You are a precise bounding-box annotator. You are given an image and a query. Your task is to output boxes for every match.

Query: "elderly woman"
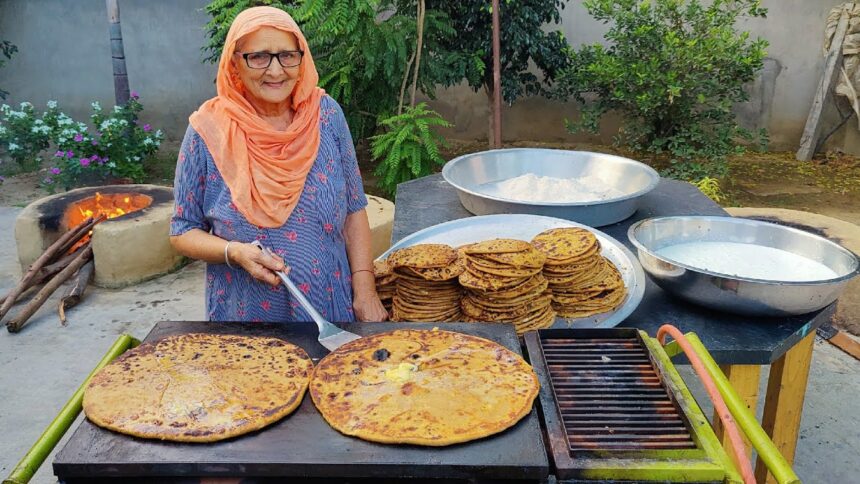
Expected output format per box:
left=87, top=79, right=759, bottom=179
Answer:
left=170, top=6, right=387, bottom=323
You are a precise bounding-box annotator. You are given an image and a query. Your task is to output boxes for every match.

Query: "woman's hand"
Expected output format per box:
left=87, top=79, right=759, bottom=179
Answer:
left=351, top=271, right=388, bottom=322
left=353, top=291, right=389, bottom=322
left=227, top=242, right=288, bottom=286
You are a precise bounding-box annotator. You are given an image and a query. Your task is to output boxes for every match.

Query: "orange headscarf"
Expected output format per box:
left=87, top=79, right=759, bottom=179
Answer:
left=189, top=6, right=325, bottom=227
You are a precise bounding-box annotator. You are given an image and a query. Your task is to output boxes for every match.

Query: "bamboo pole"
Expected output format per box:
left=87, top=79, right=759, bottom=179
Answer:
left=7, top=246, right=93, bottom=333
left=3, top=334, right=140, bottom=484
left=681, top=333, right=801, bottom=484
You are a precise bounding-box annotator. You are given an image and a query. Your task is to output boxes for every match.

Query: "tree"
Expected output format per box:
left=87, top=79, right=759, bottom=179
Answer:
left=106, top=0, right=131, bottom=106
left=424, top=0, right=571, bottom=146
left=556, top=0, right=768, bottom=181
left=202, top=0, right=298, bottom=65
left=0, top=40, right=18, bottom=100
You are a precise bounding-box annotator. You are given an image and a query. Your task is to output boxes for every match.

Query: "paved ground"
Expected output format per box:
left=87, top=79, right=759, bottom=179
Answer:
left=0, top=205, right=858, bottom=483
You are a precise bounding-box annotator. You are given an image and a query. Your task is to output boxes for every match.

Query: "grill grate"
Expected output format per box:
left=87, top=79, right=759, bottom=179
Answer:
left=540, top=335, right=697, bottom=453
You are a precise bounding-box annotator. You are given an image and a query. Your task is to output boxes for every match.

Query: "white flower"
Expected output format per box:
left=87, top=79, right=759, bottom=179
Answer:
left=107, top=161, right=116, bottom=168
left=34, top=119, right=43, bottom=125
left=76, top=122, right=87, bottom=131
left=0, top=126, right=6, bottom=136
left=119, top=119, right=128, bottom=126
left=99, top=121, right=110, bottom=131
left=1, top=104, right=10, bottom=115
left=91, top=101, right=101, bottom=111
left=113, top=105, right=122, bottom=113
left=8, top=142, right=20, bottom=151
left=155, top=129, right=163, bottom=138
left=133, top=156, right=140, bottom=161
left=47, top=100, right=58, bottom=109
left=58, top=137, right=66, bottom=143
left=19, top=101, right=31, bottom=109
left=143, top=138, right=153, bottom=146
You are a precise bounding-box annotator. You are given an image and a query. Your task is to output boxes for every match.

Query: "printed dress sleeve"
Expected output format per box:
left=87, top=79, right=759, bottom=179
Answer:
left=331, top=98, right=369, bottom=214
left=169, top=125, right=210, bottom=236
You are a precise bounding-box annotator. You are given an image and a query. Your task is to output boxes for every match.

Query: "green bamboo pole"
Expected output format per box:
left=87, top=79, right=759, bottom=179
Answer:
left=4, top=334, right=140, bottom=484
left=675, top=333, right=801, bottom=484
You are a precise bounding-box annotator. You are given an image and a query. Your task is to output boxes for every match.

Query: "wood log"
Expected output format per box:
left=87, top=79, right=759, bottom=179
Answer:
left=59, top=260, right=94, bottom=325
left=7, top=246, right=93, bottom=333
left=797, top=9, right=850, bottom=161
left=0, top=216, right=103, bottom=322
left=0, top=243, right=89, bottom=307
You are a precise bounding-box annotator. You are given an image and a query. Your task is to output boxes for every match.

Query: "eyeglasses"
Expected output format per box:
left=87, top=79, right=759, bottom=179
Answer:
left=235, top=50, right=304, bottom=69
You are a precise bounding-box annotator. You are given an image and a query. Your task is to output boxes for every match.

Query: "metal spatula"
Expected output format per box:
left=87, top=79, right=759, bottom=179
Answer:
left=251, top=241, right=361, bottom=351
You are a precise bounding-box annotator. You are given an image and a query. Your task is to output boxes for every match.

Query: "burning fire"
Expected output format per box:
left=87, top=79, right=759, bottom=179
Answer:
left=65, top=192, right=153, bottom=251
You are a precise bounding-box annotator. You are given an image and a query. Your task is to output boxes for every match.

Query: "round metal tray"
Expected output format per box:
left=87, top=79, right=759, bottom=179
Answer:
left=441, top=148, right=660, bottom=227
left=379, top=214, right=645, bottom=329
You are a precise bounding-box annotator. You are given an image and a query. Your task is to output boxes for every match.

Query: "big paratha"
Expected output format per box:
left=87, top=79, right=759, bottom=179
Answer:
left=310, top=329, right=539, bottom=446
left=83, top=333, right=313, bottom=443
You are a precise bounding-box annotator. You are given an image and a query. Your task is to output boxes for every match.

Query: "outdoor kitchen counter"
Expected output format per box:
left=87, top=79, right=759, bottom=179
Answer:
left=393, top=173, right=832, bottom=482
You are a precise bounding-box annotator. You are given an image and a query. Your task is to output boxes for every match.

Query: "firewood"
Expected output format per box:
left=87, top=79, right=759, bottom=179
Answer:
left=0, top=243, right=89, bottom=307
left=0, top=215, right=104, bottom=322
left=59, top=260, right=94, bottom=325
left=7, top=246, right=93, bottom=333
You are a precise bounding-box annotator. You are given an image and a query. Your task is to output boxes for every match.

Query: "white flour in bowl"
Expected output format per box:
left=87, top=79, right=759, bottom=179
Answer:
left=479, top=173, right=625, bottom=203
left=656, top=241, right=839, bottom=281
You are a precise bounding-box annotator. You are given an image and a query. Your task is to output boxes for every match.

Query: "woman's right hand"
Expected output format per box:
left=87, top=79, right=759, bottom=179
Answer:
left=227, top=242, right=288, bottom=286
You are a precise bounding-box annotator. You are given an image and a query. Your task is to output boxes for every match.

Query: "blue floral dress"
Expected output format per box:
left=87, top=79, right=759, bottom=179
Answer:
left=170, top=96, right=368, bottom=323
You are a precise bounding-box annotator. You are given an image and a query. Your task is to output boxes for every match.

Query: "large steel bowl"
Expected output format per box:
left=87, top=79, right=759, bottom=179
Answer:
left=628, top=216, right=860, bottom=317
left=441, top=148, right=660, bottom=227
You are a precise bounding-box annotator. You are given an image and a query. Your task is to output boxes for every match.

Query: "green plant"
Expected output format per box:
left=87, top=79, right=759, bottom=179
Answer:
left=556, top=0, right=768, bottom=180
left=0, top=40, right=17, bottom=100
left=371, top=103, right=450, bottom=196
left=692, top=176, right=724, bottom=203
left=0, top=102, right=52, bottom=173
left=202, top=0, right=298, bottom=65
left=425, top=0, right=571, bottom=145
left=42, top=94, right=163, bottom=191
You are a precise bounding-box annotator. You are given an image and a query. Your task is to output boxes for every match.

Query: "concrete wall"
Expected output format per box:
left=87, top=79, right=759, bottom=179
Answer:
left=0, top=0, right=854, bottom=153
left=0, top=0, right=216, bottom=145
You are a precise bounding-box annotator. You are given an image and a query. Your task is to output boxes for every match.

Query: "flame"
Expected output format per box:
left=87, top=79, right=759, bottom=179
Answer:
left=65, top=192, right=153, bottom=252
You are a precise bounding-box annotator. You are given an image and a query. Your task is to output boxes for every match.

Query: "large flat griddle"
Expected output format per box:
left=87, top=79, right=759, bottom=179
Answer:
left=53, top=321, right=548, bottom=482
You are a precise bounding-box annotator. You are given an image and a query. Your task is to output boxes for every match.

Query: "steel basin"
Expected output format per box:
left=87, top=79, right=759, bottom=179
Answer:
left=441, top=148, right=660, bottom=227
left=628, top=216, right=860, bottom=317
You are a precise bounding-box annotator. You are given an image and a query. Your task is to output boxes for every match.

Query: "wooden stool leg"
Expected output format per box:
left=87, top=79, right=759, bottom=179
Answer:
left=713, top=364, right=761, bottom=464
left=755, top=332, right=815, bottom=484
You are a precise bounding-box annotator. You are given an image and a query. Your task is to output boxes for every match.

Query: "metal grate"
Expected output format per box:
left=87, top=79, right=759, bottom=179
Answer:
left=540, top=335, right=697, bottom=453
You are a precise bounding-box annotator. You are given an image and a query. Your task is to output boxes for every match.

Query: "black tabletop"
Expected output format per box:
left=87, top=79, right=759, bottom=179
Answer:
left=392, top=174, right=834, bottom=365
left=53, top=321, right=549, bottom=482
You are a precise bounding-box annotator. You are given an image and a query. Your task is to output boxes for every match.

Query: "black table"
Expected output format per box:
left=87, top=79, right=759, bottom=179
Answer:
left=392, top=173, right=831, bottom=481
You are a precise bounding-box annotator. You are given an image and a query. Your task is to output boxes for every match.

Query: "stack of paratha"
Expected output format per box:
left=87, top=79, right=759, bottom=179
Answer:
left=387, top=244, right=464, bottom=322
left=458, top=239, right=556, bottom=333
left=531, top=228, right=627, bottom=318
left=82, top=333, right=313, bottom=442
left=310, top=329, right=540, bottom=446
left=373, top=259, right=397, bottom=315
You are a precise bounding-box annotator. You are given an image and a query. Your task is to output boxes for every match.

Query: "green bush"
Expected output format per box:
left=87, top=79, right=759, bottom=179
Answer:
left=202, top=0, right=298, bottom=65
left=0, top=96, right=163, bottom=190
left=0, top=102, right=52, bottom=172
left=0, top=40, right=17, bottom=100
left=556, top=0, right=768, bottom=180
left=370, top=103, right=450, bottom=197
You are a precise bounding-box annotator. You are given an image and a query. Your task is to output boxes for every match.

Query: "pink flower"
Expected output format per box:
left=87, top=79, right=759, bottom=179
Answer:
left=54, top=150, right=64, bottom=157
left=79, top=158, right=90, bottom=167
left=73, top=133, right=83, bottom=142
left=50, top=167, right=61, bottom=175
left=316, top=173, right=328, bottom=183
left=299, top=282, right=310, bottom=294
left=261, top=300, right=271, bottom=311
left=91, top=140, right=98, bottom=146
left=323, top=223, right=333, bottom=233
left=130, top=91, right=139, bottom=99
left=286, top=231, right=297, bottom=242
left=143, top=124, right=152, bottom=132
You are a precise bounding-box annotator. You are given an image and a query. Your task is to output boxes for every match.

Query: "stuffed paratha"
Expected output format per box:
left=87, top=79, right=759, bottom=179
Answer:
left=83, top=333, right=313, bottom=443
left=310, top=329, right=539, bottom=446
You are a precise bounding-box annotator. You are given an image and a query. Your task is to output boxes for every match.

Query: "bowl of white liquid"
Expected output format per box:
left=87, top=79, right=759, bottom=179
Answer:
left=628, top=216, right=860, bottom=316
left=441, top=149, right=660, bottom=227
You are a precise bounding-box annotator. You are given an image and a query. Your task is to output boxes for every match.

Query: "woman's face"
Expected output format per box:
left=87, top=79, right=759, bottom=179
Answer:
left=233, top=27, right=301, bottom=110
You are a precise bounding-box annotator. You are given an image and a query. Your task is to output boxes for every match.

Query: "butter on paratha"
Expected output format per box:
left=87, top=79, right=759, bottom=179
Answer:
left=83, top=333, right=313, bottom=443
left=310, top=329, right=539, bottom=446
